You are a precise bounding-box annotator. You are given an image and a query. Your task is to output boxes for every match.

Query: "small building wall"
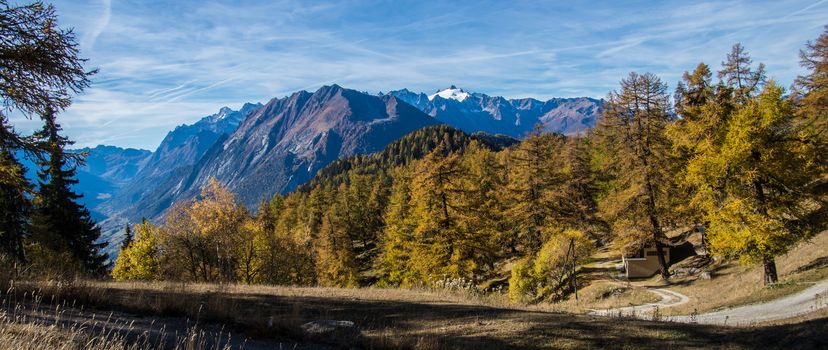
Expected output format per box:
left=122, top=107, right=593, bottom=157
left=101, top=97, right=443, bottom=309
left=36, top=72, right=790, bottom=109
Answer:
left=623, top=246, right=670, bottom=278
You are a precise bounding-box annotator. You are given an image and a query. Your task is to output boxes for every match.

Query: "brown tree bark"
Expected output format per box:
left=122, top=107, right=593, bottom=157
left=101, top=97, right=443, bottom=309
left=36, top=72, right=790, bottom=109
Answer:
left=763, top=255, right=779, bottom=285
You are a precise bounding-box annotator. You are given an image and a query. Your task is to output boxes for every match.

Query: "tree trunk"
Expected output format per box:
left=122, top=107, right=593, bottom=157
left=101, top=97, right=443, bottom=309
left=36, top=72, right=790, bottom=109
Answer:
left=652, top=236, right=671, bottom=281
left=763, top=255, right=778, bottom=285
left=636, top=131, right=670, bottom=282
left=644, top=175, right=670, bottom=281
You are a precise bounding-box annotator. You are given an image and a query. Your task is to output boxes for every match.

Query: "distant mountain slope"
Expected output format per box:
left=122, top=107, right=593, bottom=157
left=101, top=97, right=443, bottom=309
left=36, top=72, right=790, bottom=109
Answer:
left=140, top=103, right=262, bottom=179
left=101, top=103, right=262, bottom=218
left=388, top=86, right=602, bottom=137
left=121, top=85, right=440, bottom=220
left=18, top=146, right=151, bottom=221
left=72, top=146, right=152, bottom=219
left=76, top=145, right=152, bottom=184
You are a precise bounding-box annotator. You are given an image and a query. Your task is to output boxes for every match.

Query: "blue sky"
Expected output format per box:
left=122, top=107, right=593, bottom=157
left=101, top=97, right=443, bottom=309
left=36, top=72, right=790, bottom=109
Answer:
left=12, top=0, right=828, bottom=150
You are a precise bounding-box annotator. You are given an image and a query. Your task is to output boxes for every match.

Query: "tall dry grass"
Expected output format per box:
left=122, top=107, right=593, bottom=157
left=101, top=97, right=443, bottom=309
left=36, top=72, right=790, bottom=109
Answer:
left=0, top=280, right=241, bottom=349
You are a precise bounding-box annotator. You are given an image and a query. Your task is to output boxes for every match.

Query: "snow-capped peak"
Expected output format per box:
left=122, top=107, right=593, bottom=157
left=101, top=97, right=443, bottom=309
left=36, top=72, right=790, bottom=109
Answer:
left=217, top=106, right=234, bottom=118
left=428, top=85, right=470, bottom=102
left=203, top=106, right=233, bottom=122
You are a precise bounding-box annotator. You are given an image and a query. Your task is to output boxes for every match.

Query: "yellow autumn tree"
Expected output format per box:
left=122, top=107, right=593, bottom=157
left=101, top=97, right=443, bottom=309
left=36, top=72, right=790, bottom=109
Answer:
left=595, top=72, right=677, bottom=280
left=316, top=208, right=358, bottom=287
left=111, top=220, right=160, bottom=281
left=684, top=82, right=824, bottom=284
left=508, top=229, right=593, bottom=303
left=378, top=166, right=417, bottom=286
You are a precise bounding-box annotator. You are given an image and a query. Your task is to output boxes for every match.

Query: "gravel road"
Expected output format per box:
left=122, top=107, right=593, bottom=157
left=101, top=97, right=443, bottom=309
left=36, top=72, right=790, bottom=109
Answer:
left=590, top=280, right=828, bottom=326
left=589, top=287, right=689, bottom=318
left=666, top=280, right=828, bottom=325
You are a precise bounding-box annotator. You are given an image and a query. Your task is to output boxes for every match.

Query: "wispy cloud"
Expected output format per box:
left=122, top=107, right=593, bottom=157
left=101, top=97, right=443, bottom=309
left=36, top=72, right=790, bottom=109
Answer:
left=78, top=0, right=110, bottom=51
left=36, top=0, right=828, bottom=149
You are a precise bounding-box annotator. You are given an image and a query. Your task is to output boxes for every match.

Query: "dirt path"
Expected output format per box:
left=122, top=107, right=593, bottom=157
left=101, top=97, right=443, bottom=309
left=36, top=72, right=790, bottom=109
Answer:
left=666, top=280, right=828, bottom=325
left=589, top=287, right=689, bottom=318
left=591, top=280, right=828, bottom=326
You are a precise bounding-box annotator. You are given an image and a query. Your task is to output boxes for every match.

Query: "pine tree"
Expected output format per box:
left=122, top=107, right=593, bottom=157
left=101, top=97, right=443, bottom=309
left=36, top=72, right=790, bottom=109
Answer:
left=121, top=222, right=133, bottom=251
left=596, top=72, right=676, bottom=280
left=30, top=109, right=106, bottom=275
left=0, top=146, right=31, bottom=263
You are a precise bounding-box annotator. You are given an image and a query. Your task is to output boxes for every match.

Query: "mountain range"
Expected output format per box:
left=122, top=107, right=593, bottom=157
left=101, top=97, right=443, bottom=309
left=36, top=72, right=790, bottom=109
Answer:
left=387, top=86, right=602, bottom=137
left=67, top=85, right=602, bottom=248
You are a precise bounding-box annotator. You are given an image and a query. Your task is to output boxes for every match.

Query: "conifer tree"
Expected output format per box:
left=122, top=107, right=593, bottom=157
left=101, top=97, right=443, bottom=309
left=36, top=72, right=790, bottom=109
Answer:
left=667, top=63, right=719, bottom=246
left=505, top=130, right=566, bottom=253
left=121, top=222, right=133, bottom=251
left=684, top=82, right=823, bottom=285
left=407, top=146, right=468, bottom=280
left=275, top=192, right=317, bottom=285
left=793, top=25, right=828, bottom=175
left=336, top=174, right=381, bottom=274
left=596, top=72, right=675, bottom=280
left=719, top=43, right=766, bottom=103
left=671, top=43, right=824, bottom=285
left=0, top=1, right=94, bottom=155
left=378, top=167, right=417, bottom=286
left=252, top=195, right=288, bottom=284
left=0, top=146, right=31, bottom=262
left=30, top=109, right=106, bottom=275
left=316, top=208, right=358, bottom=286
left=559, top=137, right=602, bottom=238
left=456, top=142, right=506, bottom=272
left=675, top=63, right=715, bottom=120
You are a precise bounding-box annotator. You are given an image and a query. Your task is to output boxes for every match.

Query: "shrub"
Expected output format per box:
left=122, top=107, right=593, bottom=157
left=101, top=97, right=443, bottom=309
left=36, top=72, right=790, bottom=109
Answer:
left=509, top=229, right=595, bottom=303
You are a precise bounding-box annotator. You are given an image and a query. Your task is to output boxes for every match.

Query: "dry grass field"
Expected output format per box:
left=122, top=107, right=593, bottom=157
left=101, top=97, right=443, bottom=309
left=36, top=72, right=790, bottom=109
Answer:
left=1, top=278, right=826, bottom=350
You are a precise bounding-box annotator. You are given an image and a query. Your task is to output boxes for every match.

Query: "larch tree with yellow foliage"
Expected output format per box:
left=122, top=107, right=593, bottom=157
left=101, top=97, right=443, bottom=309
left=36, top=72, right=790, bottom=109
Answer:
left=505, top=130, right=567, bottom=254
left=684, top=82, right=824, bottom=284
left=378, top=167, right=417, bottom=286
left=675, top=43, right=825, bottom=285
left=111, top=220, right=160, bottom=281
left=407, top=145, right=468, bottom=281
left=596, top=72, right=676, bottom=281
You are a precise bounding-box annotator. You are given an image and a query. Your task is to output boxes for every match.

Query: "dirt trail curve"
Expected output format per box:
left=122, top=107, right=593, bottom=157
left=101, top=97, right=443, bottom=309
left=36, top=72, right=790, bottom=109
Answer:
left=590, top=280, right=828, bottom=326
left=668, top=280, right=828, bottom=325
left=589, top=287, right=689, bottom=318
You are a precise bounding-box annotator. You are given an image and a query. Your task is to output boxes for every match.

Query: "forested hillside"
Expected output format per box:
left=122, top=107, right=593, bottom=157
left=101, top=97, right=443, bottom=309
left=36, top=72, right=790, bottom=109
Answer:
left=112, top=35, right=828, bottom=302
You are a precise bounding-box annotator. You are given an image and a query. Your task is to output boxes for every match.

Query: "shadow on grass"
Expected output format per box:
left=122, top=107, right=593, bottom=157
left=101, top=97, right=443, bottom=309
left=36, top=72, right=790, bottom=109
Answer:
left=10, top=283, right=828, bottom=350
